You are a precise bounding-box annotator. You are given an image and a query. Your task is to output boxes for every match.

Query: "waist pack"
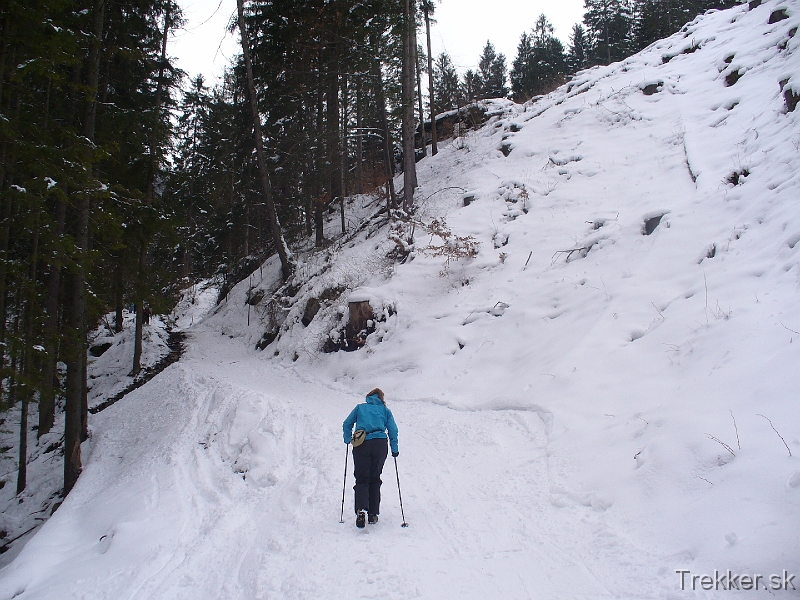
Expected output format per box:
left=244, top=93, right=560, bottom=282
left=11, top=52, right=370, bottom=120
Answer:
left=351, top=429, right=366, bottom=447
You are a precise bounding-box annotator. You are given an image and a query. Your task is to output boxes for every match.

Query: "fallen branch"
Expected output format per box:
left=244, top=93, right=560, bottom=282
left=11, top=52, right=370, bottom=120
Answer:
left=729, top=410, right=741, bottom=450
left=523, top=251, right=532, bottom=269
left=551, top=246, right=591, bottom=263
left=651, top=302, right=665, bottom=320
left=705, top=433, right=735, bottom=457
left=780, top=321, right=799, bottom=335
left=419, top=186, right=468, bottom=205
left=756, top=414, right=792, bottom=457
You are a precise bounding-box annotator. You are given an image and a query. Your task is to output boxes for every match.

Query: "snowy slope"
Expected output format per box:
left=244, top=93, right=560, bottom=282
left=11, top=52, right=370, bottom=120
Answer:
left=2, top=1, right=800, bottom=598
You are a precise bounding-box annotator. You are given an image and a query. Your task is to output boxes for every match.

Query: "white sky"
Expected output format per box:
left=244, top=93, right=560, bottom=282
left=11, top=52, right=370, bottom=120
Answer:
left=170, top=0, right=587, bottom=86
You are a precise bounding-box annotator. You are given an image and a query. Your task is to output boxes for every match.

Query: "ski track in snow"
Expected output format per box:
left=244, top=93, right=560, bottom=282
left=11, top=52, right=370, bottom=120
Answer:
left=3, top=1, right=800, bottom=598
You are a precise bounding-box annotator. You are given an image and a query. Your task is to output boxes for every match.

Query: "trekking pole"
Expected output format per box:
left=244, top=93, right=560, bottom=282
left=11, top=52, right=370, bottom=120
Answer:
left=393, top=456, right=409, bottom=527
left=339, top=444, right=349, bottom=523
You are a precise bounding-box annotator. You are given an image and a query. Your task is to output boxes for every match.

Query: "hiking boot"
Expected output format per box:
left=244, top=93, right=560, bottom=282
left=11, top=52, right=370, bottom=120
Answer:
left=356, top=510, right=366, bottom=528
left=368, top=514, right=379, bottom=524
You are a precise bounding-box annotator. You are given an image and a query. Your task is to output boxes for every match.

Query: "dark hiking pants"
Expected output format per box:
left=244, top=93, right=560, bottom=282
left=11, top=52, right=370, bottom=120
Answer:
left=352, top=437, right=388, bottom=515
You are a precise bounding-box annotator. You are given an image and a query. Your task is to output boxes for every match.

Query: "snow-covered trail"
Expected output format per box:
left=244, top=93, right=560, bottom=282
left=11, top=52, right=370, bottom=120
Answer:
left=0, top=329, right=661, bottom=599
left=136, top=336, right=660, bottom=598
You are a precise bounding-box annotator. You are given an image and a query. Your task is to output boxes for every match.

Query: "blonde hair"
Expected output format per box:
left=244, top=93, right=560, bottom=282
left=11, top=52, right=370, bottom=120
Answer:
left=367, top=388, right=385, bottom=404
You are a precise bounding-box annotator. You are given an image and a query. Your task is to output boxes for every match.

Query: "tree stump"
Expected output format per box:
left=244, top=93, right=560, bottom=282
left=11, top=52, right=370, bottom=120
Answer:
left=346, top=300, right=374, bottom=344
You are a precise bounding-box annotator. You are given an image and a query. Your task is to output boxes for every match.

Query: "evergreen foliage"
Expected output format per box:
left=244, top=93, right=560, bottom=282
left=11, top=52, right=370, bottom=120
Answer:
left=510, top=15, right=567, bottom=101
left=1, top=0, right=185, bottom=494
left=0, top=0, right=746, bottom=508
left=0, top=0, right=417, bottom=499
left=433, top=52, right=461, bottom=111
left=631, top=0, right=741, bottom=51
left=462, top=69, right=481, bottom=104
left=505, top=0, right=744, bottom=101
left=583, top=0, right=635, bottom=66
left=476, top=41, right=509, bottom=99
left=567, top=24, right=592, bottom=73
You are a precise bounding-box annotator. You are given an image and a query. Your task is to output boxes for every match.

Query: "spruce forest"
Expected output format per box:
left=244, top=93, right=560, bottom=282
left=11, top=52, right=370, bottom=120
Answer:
left=0, top=0, right=747, bottom=517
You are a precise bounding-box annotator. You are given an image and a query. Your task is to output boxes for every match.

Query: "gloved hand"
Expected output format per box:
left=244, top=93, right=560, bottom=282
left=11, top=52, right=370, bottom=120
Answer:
left=392, top=451, right=399, bottom=458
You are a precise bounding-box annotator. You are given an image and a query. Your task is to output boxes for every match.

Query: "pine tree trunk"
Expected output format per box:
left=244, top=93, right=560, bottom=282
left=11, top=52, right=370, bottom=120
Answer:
left=17, top=211, right=40, bottom=494
left=327, top=58, right=341, bottom=206
left=371, top=34, right=397, bottom=210
left=424, top=4, right=438, bottom=155
left=340, top=73, right=348, bottom=234
left=8, top=298, right=19, bottom=409
left=237, top=0, right=293, bottom=279
left=0, top=12, right=9, bottom=105
left=304, top=128, right=313, bottom=237
left=402, top=0, right=418, bottom=210
left=243, top=201, right=250, bottom=258
left=81, top=310, right=88, bottom=441
left=0, top=72, right=16, bottom=388
left=132, top=8, right=169, bottom=377
left=16, top=355, right=28, bottom=495
left=315, top=62, right=325, bottom=247
left=416, top=53, right=426, bottom=157
left=39, top=277, right=58, bottom=433
left=114, top=263, right=124, bottom=332
left=0, top=185, right=12, bottom=388
left=64, top=264, right=85, bottom=494
left=17, top=393, right=28, bottom=494
left=183, top=96, right=198, bottom=280
left=64, top=0, right=105, bottom=496
left=355, top=75, right=363, bottom=195
left=39, top=197, right=66, bottom=437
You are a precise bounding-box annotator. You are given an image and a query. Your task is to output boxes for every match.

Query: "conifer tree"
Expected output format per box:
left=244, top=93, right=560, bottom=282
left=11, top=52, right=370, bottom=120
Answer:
left=462, top=70, right=481, bottom=104
left=433, top=52, right=461, bottom=112
left=1, top=0, right=426, bottom=500
left=631, top=0, right=739, bottom=51
left=476, top=41, right=508, bottom=99
left=510, top=32, right=534, bottom=101
left=63, top=0, right=107, bottom=496
left=172, top=76, right=211, bottom=280
left=0, top=0, right=187, bottom=495
left=236, top=0, right=293, bottom=279
left=510, top=15, right=566, bottom=101
left=132, top=5, right=177, bottom=377
left=568, top=24, right=592, bottom=73
left=583, top=0, right=634, bottom=65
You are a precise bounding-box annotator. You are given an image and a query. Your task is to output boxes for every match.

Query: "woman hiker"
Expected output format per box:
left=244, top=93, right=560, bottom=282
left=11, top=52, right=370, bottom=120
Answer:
left=342, top=388, right=399, bottom=528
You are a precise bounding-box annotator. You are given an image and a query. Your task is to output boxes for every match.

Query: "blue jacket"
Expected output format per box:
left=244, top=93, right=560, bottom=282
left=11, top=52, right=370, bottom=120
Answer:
left=343, top=393, right=399, bottom=454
